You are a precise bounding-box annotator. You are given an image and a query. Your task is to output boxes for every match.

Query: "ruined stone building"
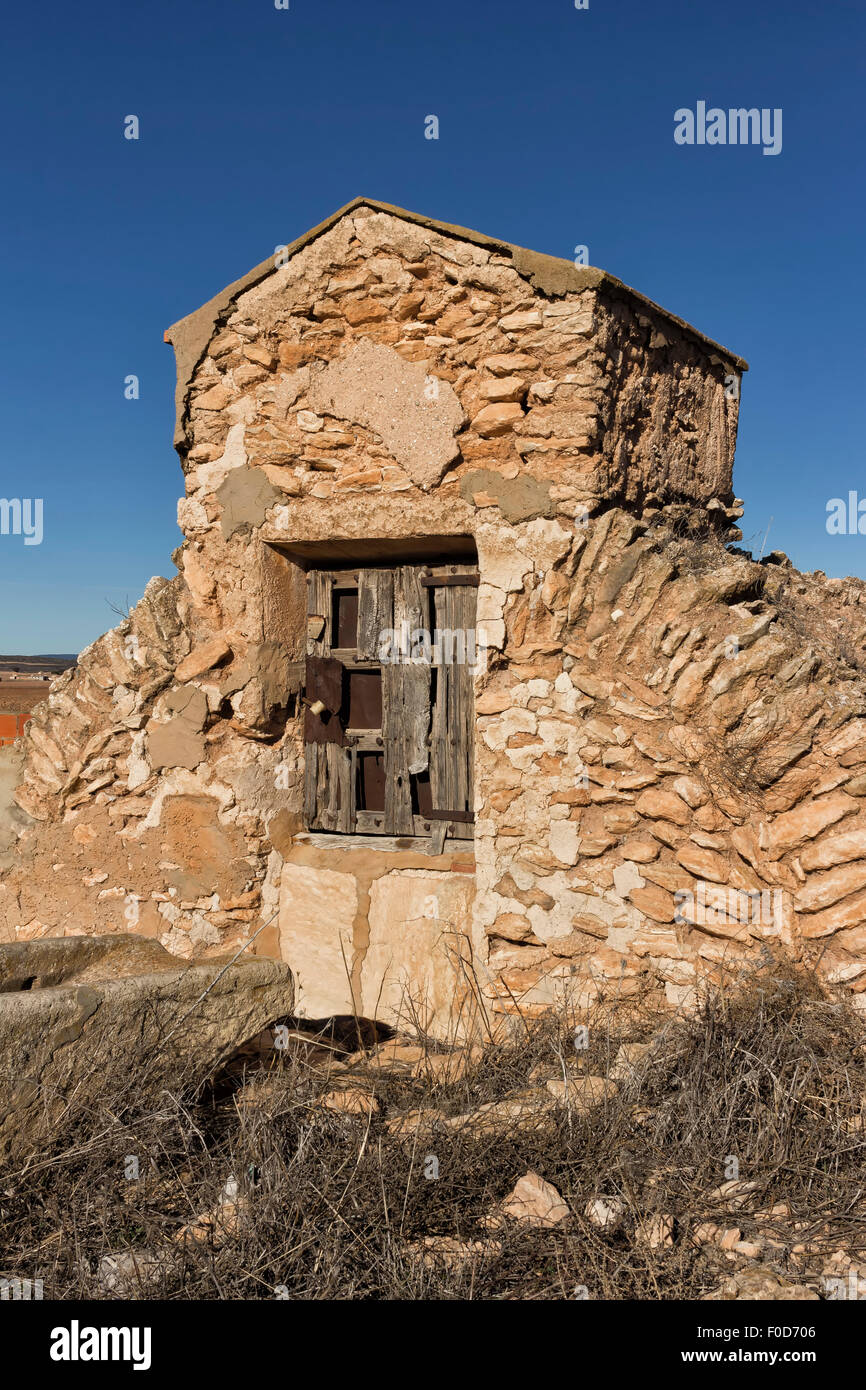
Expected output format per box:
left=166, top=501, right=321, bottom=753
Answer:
left=3, top=197, right=866, bottom=1038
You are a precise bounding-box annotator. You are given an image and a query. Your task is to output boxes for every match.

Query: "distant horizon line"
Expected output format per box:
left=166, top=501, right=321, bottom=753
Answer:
left=0, top=653, right=78, bottom=662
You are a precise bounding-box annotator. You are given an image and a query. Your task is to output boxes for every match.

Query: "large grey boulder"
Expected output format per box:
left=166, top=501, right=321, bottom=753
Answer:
left=0, top=934, right=293, bottom=1161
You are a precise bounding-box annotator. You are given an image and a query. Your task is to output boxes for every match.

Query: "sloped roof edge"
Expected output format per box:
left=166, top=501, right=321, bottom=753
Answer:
left=165, top=196, right=747, bottom=446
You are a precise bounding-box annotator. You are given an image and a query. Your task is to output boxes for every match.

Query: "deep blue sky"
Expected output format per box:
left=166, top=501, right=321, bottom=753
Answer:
left=2, top=0, right=864, bottom=652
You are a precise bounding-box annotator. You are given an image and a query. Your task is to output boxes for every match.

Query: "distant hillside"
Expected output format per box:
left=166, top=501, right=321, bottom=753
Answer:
left=0, top=655, right=77, bottom=674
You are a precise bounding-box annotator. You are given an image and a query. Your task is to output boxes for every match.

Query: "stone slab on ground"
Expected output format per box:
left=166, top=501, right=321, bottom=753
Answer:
left=0, top=934, right=294, bottom=1160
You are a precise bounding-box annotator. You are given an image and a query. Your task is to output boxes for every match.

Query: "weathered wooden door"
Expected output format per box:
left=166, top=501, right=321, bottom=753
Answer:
left=303, top=561, right=477, bottom=842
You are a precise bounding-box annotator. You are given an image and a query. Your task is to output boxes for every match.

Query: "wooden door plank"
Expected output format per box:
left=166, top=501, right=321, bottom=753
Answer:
left=395, top=565, right=431, bottom=777
left=383, top=661, right=414, bottom=835
left=451, top=583, right=475, bottom=838
left=306, top=570, right=333, bottom=656
left=304, top=743, right=320, bottom=826
left=429, top=584, right=452, bottom=827
left=357, top=568, right=394, bottom=660
left=428, top=581, right=476, bottom=839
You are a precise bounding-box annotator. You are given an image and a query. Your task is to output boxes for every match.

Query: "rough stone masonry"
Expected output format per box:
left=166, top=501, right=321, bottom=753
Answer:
left=3, top=196, right=866, bottom=1039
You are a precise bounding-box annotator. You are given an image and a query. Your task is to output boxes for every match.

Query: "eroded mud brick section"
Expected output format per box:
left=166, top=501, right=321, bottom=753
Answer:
left=4, top=197, right=866, bottom=1039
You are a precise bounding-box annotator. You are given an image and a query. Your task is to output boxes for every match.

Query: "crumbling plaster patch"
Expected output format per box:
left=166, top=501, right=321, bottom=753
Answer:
left=459, top=469, right=554, bottom=524
left=125, top=768, right=236, bottom=839
left=217, top=467, right=283, bottom=539
left=305, top=339, right=467, bottom=491
left=146, top=685, right=208, bottom=772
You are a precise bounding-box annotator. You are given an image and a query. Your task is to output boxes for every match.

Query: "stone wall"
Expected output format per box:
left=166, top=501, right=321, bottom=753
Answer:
left=3, top=199, right=866, bottom=1036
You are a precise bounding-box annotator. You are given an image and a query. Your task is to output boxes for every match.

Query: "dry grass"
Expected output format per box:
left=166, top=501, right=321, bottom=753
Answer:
left=2, top=958, right=865, bottom=1300
left=768, top=574, right=866, bottom=681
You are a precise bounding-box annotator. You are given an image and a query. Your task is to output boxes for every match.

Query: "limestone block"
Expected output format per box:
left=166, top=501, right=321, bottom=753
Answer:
left=676, top=844, right=730, bottom=883
left=476, top=586, right=506, bottom=623
left=174, top=635, right=232, bottom=684
left=500, top=1171, right=570, bottom=1227
left=794, top=861, right=866, bottom=914
left=471, top=402, right=524, bottom=437
left=359, top=872, right=477, bottom=1038
left=499, top=309, right=542, bottom=331
left=802, top=888, right=866, bottom=939
left=476, top=619, right=505, bottom=652
left=549, top=820, right=580, bottom=866
left=481, top=708, right=537, bottom=752
left=671, top=775, right=708, bottom=808
left=763, top=794, right=857, bottom=860
left=636, top=788, right=691, bottom=826
left=481, top=352, right=539, bottom=375
left=476, top=524, right=533, bottom=592
left=193, top=384, right=231, bottom=412
left=801, top=828, right=866, bottom=872
left=480, top=376, right=526, bottom=403
left=516, top=517, right=573, bottom=572
left=279, top=863, right=357, bottom=1017
left=0, top=935, right=293, bottom=1160
left=629, top=883, right=677, bottom=924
